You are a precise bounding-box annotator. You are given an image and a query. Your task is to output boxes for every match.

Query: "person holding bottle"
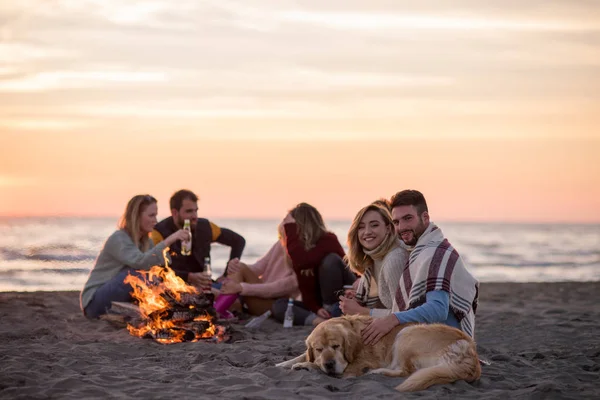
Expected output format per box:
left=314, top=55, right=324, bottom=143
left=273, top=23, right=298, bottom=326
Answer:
left=80, top=194, right=190, bottom=319
left=151, top=189, right=246, bottom=291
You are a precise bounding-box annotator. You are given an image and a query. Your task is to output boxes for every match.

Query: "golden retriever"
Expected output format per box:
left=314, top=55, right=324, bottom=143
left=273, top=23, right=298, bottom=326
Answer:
left=276, top=315, right=481, bottom=392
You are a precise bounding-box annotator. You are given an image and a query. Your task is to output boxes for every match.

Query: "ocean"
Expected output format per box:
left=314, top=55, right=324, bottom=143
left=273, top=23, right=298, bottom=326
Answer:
left=0, top=217, right=598, bottom=292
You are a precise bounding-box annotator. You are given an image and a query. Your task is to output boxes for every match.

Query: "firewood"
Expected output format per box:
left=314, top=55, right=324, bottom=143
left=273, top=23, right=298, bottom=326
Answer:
left=110, top=301, right=141, bottom=318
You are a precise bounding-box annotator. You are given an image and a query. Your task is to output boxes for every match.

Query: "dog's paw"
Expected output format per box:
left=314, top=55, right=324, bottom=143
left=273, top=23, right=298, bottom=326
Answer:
left=275, top=361, right=291, bottom=368
left=366, top=368, right=383, bottom=375
left=291, top=362, right=312, bottom=371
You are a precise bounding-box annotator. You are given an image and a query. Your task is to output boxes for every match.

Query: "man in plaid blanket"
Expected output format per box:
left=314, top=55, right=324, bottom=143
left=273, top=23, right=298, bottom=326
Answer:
left=362, top=190, right=479, bottom=345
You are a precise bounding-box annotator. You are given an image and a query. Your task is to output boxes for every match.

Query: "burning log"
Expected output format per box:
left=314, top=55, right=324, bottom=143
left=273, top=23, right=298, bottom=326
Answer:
left=145, top=328, right=196, bottom=343
left=181, top=320, right=211, bottom=333
left=148, top=307, right=213, bottom=324
left=160, top=291, right=215, bottom=311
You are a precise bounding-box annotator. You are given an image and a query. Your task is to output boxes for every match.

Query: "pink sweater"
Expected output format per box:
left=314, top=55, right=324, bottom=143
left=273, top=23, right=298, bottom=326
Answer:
left=239, top=241, right=300, bottom=299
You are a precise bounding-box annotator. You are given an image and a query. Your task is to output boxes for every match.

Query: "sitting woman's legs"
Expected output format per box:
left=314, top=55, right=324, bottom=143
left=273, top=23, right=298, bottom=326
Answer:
left=229, top=264, right=274, bottom=316
left=318, top=253, right=357, bottom=317
left=271, top=298, right=317, bottom=326
left=84, top=268, right=145, bottom=319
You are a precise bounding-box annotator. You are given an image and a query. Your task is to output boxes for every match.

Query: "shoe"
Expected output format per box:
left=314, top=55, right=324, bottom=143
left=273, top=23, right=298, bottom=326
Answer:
left=218, top=310, right=237, bottom=321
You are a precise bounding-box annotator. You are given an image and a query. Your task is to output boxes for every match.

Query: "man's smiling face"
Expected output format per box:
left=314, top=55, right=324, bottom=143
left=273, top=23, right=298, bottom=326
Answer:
left=391, top=205, right=429, bottom=246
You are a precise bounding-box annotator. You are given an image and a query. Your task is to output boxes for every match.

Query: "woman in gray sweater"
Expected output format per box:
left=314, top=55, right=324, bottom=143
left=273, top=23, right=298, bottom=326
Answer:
left=80, top=194, right=189, bottom=318
left=339, top=203, right=409, bottom=317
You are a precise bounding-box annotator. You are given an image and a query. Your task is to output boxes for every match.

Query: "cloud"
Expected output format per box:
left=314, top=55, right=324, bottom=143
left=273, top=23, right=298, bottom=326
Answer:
left=0, top=68, right=169, bottom=92
left=0, top=43, right=76, bottom=64
left=0, top=118, right=88, bottom=130
left=0, top=0, right=598, bottom=139
left=277, top=10, right=600, bottom=32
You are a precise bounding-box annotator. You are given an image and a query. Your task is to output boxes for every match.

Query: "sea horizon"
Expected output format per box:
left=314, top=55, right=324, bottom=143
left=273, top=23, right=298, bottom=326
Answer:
left=1, top=215, right=599, bottom=225
left=1, top=216, right=599, bottom=292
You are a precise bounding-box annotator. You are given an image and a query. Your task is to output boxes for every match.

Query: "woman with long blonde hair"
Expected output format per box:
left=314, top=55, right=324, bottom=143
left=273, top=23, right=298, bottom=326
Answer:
left=270, top=203, right=356, bottom=326
left=80, top=194, right=189, bottom=318
left=339, top=203, right=409, bottom=317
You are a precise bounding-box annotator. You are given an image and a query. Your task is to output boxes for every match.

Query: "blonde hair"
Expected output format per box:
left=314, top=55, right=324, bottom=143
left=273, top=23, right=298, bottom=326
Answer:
left=118, top=194, right=157, bottom=251
left=290, top=202, right=328, bottom=251
left=346, top=204, right=397, bottom=275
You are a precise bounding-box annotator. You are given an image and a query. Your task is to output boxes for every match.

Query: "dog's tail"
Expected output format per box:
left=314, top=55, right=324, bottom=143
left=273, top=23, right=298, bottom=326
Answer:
left=395, top=339, right=481, bottom=392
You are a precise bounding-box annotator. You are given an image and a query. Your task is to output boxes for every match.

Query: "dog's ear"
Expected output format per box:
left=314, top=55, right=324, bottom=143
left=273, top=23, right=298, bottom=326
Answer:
left=343, top=325, right=361, bottom=363
left=306, top=340, right=315, bottom=362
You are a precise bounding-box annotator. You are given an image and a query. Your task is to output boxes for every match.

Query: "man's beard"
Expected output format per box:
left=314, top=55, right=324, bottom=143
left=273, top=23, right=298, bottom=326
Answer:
left=399, top=220, right=426, bottom=246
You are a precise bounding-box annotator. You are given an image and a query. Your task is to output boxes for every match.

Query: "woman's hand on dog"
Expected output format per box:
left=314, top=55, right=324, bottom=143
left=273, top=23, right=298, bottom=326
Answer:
left=339, top=296, right=369, bottom=316
left=362, top=314, right=400, bottom=345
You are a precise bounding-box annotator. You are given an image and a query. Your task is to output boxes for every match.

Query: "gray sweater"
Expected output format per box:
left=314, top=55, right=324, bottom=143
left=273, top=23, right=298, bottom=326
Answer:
left=369, top=246, right=409, bottom=318
left=80, top=229, right=168, bottom=310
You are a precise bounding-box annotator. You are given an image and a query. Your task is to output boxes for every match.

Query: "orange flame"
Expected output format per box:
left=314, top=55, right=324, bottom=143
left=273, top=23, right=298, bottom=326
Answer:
left=123, top=248, right=226, bottom=344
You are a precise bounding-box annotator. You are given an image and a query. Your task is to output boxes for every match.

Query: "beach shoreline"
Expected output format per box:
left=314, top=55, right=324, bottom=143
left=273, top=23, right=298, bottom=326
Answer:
left=1, top=282, right=599, bottom=399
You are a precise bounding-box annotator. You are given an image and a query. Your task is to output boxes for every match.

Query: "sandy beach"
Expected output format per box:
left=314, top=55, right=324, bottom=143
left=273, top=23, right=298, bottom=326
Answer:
left=1, top=282, right=599, bottom=399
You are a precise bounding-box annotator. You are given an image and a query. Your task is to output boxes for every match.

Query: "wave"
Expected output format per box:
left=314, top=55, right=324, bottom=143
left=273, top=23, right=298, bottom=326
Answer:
left=0, top=246, right=96, bottom=263
left=471, top=261, right=599, bottom=268
left=0, top=268, right=91, bottom=275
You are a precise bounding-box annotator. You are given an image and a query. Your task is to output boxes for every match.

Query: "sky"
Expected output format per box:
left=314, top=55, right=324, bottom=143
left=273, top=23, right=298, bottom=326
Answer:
left=0, top=0, right=599, bottom=222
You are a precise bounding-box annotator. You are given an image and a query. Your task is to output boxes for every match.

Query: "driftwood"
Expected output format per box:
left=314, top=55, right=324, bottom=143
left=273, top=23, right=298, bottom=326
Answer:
left=111, top=301, right=141, bottom=317
left=100, top=301, right=142, bottom=328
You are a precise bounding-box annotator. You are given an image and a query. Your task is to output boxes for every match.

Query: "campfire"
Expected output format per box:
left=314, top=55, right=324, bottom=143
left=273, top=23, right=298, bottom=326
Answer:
left=122, top=262, right=226, bottom=344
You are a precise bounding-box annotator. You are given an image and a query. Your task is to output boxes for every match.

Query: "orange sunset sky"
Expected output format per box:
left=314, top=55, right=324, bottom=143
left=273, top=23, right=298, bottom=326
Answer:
left=1, top=1, right=599, bottom=222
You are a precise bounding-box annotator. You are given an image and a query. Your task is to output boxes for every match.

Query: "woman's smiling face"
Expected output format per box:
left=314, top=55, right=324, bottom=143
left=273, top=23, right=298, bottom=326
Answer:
left=357, top=210, right=389, bottom=251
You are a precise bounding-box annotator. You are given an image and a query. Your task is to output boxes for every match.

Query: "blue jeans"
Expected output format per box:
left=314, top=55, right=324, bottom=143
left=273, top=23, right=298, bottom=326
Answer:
left=84, top=268, right=147, bottom=319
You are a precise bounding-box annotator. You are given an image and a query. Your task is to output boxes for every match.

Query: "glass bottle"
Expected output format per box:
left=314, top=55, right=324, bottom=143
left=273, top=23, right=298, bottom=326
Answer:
left=283, top=298, right=294, bottom=328
left=181, top=219, right=192, bottom=256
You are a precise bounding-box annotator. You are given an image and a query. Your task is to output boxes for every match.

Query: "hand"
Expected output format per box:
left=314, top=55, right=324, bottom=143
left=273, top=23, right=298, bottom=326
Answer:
left=282, top=213, right=296, bottom=224
left=188, top=272, right=212, bottom=291
left=221, top=280, right=243, bottom=294
left=226, top=258, right=242, bottom=275
left=339, top=295, right=368, bottom=316
left=344, top=279, right=360, bottom=299
left=362, top=314, right=400, bottom=345
left=316, top=308, right=331, bottom=319
left=165, top=229, right=190, bottom=246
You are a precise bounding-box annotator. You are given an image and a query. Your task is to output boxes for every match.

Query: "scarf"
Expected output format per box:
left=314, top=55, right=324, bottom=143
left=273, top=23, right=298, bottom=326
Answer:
left=395, top=223, right=479, bottom=338
left=354, top=236, right=393, bottom=308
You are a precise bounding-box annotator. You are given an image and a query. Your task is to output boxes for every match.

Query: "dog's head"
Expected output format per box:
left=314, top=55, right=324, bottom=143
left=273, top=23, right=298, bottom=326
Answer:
left=305, top=316, right=368, bottom=376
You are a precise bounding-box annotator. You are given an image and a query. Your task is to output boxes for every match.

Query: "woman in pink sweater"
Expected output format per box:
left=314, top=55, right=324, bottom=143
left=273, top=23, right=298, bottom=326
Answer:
left=220, top=225, right=300, bottom=315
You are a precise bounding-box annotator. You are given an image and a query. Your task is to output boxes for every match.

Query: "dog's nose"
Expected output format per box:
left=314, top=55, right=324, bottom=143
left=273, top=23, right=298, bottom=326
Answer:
left=324, top=360, right=335, bottom=371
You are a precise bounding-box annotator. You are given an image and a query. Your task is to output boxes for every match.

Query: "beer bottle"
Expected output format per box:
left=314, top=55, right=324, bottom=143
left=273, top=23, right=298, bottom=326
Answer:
left=181, top=219, right=192, bottom=256
left=204, top=256, right=212, bottom=279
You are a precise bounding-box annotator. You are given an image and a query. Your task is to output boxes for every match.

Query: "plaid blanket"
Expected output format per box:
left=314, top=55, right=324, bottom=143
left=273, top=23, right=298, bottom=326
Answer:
left=355, top=267, right=381, bottom=308
left=395, top=223, right=479, bottom=337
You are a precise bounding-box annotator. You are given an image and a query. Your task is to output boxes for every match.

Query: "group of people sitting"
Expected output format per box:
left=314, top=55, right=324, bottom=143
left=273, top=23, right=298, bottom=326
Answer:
left=80, top=188, right=479, bottom=342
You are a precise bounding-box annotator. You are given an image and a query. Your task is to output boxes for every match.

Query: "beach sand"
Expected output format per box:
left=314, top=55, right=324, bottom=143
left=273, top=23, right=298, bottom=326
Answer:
left=1, top=282, right=599, bottom=399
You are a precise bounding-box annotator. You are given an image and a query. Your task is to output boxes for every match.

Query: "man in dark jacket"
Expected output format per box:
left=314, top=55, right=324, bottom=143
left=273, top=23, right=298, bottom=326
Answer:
left=152, top=189, right=245, bottom=289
